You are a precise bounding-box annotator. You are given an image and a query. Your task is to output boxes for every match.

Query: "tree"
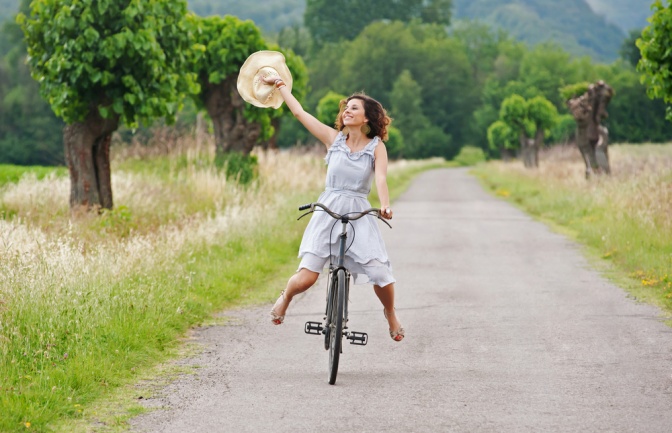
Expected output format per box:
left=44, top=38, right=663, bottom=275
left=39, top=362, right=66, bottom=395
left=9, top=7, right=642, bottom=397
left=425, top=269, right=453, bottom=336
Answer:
left=188, top=15, right=268, bottom=157
left=499, top=94, right=557, bottom=168
left=19, top=0, right=198, bottom=210
left=565, top=81, right=614, bottom=177
left=0, top=0, right=64, bottom=166
left=326, top=21, right=474, bottom=148
left=390, top=70, right=428, bottom=154
left=637, top=1, right=672, bottom=121
left=487, top=120, right=517, bottom=160
left=526, top=95, right=558, bottom=166
left=316, top=91, right=346, bottom=126
left=304, top=0, right=452, bottom=48
left=620, top=29, right=642, bottom=67
left=188, top=16, right=309, bottom=157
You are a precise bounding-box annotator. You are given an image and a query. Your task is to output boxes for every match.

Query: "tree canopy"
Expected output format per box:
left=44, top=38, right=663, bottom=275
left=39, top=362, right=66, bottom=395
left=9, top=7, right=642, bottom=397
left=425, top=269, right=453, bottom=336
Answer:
left=18, top=0, right=199, bottom=127
left=637, top=1, right=672, bottom=121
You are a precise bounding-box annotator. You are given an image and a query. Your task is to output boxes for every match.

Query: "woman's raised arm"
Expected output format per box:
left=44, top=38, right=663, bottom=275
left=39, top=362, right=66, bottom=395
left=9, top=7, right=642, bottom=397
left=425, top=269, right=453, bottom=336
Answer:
left=261, top=76, right=338, bottom=148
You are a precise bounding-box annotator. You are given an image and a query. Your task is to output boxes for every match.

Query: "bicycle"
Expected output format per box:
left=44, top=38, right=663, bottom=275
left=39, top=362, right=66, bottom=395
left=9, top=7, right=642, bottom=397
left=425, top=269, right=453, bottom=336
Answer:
left=299, top=202, right=392, bottom=385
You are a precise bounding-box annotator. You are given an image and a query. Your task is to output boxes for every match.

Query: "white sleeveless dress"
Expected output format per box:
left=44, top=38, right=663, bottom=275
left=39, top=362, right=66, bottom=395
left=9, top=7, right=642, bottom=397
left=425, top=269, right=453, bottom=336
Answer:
left=297, top=132, right=395, bottom=286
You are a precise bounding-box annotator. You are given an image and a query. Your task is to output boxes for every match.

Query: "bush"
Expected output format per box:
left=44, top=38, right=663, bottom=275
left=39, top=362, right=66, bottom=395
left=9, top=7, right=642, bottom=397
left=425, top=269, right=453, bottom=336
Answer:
left=214, top=152, right=259, bottom=184
left=453, top=146, right=487, bottom=166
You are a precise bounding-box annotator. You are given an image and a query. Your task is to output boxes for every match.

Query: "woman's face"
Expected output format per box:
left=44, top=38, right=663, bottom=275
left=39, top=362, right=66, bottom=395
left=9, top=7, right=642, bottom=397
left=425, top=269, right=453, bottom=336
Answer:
left=342, top=98, right=367, bottom=127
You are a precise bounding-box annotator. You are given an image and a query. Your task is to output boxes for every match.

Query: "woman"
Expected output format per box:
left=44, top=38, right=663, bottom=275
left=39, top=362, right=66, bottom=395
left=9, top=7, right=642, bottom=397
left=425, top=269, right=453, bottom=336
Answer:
left=262, top=75, right=404, bottom=342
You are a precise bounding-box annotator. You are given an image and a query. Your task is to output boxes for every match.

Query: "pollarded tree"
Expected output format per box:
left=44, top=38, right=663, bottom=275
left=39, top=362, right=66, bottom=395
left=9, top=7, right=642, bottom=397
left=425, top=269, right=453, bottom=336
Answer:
left=188, top=15, right=267, bottom=157
left=637, top=1, right=672, bottom=121
left=500, top=94, right=555, bottom=168
left=500, top=94, right=533, bottom=165
left=18, top=0, right=198, bottom=211
left=526, top=95, right=558, bottom=166
left=487, top=120, right=517, bottom=160
left=188, top=15, right=308, bottom=156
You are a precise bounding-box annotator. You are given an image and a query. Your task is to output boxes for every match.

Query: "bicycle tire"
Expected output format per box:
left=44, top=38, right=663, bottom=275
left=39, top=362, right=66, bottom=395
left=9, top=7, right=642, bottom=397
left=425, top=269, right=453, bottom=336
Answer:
left=328, top=269, right=346, bottom=385
left=324, top=272, right=335, bottom=351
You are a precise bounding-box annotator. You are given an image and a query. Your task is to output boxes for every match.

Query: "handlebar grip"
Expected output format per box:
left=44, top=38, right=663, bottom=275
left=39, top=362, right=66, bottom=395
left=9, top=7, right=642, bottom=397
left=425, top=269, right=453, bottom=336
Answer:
left=298, top=203, right=312, bottom=211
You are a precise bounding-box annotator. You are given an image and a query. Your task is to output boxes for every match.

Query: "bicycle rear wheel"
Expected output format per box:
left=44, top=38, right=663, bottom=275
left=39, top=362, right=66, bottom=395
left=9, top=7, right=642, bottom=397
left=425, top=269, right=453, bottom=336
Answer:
left=328, top=269, right=346, bottom=385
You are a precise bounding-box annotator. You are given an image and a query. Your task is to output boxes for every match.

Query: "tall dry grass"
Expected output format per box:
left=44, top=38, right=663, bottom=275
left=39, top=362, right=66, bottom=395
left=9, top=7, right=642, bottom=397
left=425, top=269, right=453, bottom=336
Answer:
left=0, top=134, right=327, bottom=430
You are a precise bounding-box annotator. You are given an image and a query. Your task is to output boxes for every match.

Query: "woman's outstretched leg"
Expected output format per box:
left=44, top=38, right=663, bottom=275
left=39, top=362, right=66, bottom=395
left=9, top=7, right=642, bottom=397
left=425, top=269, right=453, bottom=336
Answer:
left=270, top=268, right=319, bottom=324
left=374, top=283, right=405, bottom=341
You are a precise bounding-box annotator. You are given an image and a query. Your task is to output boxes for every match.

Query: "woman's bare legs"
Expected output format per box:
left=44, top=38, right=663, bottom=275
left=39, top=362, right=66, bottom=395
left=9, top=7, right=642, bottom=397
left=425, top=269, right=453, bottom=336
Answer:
left=270, top=268, right=319, bottom=323
left=374, top=283, right=404, bottom=341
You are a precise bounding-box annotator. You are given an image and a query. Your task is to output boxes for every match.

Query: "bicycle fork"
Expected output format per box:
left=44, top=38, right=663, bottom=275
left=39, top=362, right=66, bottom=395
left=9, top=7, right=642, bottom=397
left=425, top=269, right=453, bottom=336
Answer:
left=304, top=268, right=368, bottom=346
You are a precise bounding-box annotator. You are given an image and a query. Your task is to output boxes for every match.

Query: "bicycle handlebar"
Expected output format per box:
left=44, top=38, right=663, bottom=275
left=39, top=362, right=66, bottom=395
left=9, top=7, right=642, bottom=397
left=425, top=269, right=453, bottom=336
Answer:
left=298, top=202, right=392, bottom=228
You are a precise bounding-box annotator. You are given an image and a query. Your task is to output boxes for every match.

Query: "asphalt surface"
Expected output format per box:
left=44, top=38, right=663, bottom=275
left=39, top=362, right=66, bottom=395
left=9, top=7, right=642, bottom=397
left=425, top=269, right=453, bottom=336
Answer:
left=130, top=168, right=672, bottom=433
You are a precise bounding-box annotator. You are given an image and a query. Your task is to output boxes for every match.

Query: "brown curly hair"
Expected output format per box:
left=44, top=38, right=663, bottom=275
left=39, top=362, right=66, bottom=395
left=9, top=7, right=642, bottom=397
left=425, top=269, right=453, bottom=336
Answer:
left=335, top=92, right=392, bottom=141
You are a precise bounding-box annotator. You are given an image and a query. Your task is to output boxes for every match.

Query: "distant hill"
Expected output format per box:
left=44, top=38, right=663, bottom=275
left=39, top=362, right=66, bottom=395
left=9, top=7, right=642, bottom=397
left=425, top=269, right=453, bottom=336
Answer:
left=188, top=0, right=304, bottom=34
left=0, top=0, right=17, bottom=23
left=452, top=0, right=625, bottom=62
left=585, top=0, right=652, bottom=32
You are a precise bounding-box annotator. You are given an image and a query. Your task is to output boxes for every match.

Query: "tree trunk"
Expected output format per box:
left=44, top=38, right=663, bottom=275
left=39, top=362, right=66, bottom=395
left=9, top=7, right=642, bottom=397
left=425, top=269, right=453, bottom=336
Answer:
left=568, top=94, right=597, bottom=179
left=262, top=117, right=281, bottom=150
left=595, top=125, right=610, bottom=175
left=63, top=110, right=119, bottom=212
left=202, top=75, right=262, bottom=157
left=519, top=132, right=537, bottom=169
left=499, top=147, right=514, bottom=161
left=568, top=81, right=613, bottom=179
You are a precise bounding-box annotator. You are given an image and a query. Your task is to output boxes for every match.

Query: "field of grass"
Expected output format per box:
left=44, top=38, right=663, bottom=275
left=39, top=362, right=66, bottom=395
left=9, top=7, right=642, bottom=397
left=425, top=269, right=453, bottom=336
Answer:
left=0, top=164, right=67, bottom=188
left=0, top=136, right=449, bottom=432
left=473, top=143, right=672, bottom=316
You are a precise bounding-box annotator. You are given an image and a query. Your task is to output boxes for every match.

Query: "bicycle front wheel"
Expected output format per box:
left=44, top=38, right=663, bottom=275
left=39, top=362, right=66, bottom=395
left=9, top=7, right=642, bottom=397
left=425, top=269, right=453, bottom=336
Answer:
left=328, top=268, right=346, bottom=385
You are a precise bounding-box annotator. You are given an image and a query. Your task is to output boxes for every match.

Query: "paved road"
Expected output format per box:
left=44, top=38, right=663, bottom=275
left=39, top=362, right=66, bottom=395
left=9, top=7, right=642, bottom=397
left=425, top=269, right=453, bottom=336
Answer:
left=131, top=168, right=672, bottom=432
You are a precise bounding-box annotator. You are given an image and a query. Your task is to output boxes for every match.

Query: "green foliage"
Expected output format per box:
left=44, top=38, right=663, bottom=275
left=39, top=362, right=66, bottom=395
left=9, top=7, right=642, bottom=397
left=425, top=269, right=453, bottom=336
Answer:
left=559, top=82, right=591, bottom=101
left=189, top=15, right=266, bottom=88
left=500, top=94, right=528, bottom=129
left=214, top=152, right=259, bottom=184
left=0, top=164, right=66, bottom=187
left=316, top=91, right=346, bottom=126
left=18, top=0, right=199, bottom=126
left=637, top=1, right=672, bottom=121
left=527, top=95, right=558, bottom=130
left=312, top=21, right=475, bottom=151
left=385, top=126, right=405, bottom=160
left=453, top=145, right=487, bottom=166
left=99, top=205, right=136, bottom=237
left=548, top=114, right=576, bottom=144
left=487, top=120, right=517, bottom=151
left=305, top=0, right=452, bottom=48
left=0, top=0, right=64, bottom=166
left=620, top=28, right=642, bottom=67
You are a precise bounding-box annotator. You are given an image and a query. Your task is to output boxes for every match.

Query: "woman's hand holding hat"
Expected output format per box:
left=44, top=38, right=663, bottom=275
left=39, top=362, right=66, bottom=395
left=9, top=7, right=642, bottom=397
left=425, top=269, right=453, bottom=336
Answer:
left=236, top=50, right=293, bottom=109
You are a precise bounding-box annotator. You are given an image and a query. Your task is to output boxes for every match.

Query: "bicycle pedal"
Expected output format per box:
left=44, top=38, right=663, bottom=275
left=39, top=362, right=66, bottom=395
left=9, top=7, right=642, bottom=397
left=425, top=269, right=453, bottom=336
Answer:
left=304, top=321, right=323, bottom=335
left=346, top=331, right=368, bottom=346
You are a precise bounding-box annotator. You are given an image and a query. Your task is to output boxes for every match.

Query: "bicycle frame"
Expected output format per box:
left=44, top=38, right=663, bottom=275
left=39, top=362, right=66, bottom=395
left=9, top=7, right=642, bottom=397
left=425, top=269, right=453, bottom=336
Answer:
left=300, top=202, right=391, bottom=384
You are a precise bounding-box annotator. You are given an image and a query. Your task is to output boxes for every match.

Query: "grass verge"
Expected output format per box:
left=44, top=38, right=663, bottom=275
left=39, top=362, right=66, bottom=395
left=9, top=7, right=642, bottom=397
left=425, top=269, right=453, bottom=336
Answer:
left=472, top=145, right=672, bottom=318
left=0, top=164, right=67, bottom=187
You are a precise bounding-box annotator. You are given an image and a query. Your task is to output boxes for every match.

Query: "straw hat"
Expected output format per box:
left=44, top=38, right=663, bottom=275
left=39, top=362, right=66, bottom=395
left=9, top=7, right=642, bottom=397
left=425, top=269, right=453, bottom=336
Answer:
left=237, top=50, right=293, bottom=109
